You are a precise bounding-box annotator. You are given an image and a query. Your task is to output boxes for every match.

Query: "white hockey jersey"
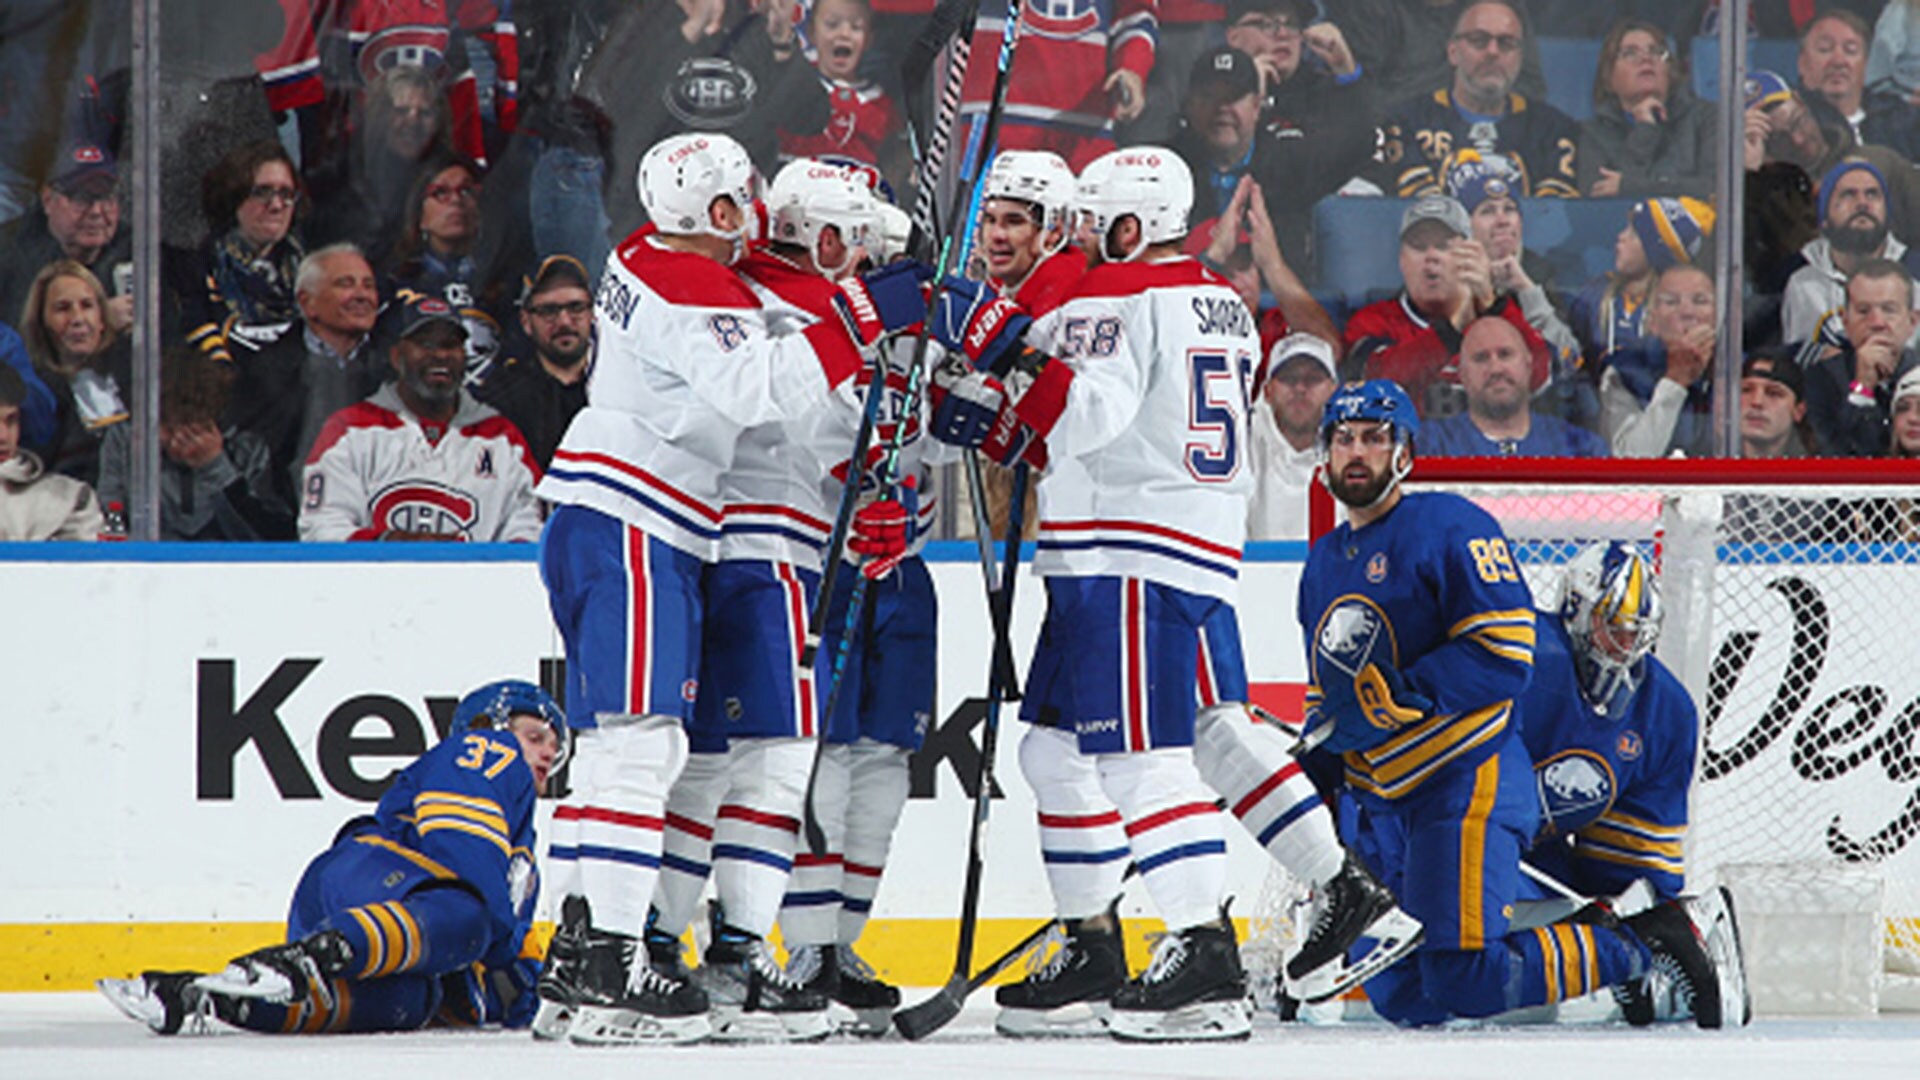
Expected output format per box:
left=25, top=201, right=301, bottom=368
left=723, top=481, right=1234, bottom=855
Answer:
left=535, top=227, right=865, bottom=561
left=1025, top=257, right=1256, bottom=601
left=298, top=384, right=542, bottom=542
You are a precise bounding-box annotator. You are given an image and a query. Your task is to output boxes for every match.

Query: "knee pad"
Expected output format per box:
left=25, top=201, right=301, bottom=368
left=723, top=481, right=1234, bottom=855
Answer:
left=725, top=737, right=814, bottom=812
left=1095, top=748, right=1210, bottom=821
left=842, top=740, right=911, bottom=853
left=1018, top=724, right=1109, bottom=813
left=585, top=713, right=690, bottom=803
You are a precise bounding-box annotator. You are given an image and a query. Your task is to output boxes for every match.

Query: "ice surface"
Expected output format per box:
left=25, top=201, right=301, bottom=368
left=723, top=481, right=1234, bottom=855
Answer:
left=5, top=993, right=1920, bottom=1080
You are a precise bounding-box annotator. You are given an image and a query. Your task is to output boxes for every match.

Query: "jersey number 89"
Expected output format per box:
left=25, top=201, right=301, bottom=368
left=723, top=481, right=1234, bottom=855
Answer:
left=1468, top=537, right=1519, bottom=584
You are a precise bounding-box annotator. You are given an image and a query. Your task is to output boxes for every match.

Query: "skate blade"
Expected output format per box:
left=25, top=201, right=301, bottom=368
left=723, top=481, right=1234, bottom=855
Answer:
left=709, top=1005, right=834, bottom=1043
left=993, top=1002, right=1113, bottom=1038
left=831, top=1001, right=895, bottom=1038
left=1108, top=997, right=1253, bottom=1042
left=1687, top=886, right=1752, bottom=1029
left=97, top=977, right=170, bottom=1033
left=529, top=999, right=576, bottom=1041
left=1286, top=908, right=1424, bottom=1004
left=568, top=1004, right=712, bottom=1046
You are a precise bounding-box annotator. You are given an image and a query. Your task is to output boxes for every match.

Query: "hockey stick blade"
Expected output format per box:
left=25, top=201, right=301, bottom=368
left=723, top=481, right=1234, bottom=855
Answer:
left=893, top=914, right=1057, bottom=1040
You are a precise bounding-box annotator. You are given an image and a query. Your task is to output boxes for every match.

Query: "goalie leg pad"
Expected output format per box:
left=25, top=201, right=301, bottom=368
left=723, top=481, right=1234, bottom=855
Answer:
left=1194, top=704, right=1342, bottom=887
left=838, top=740, right=911, bottom=942
left=712, top=736, right=812, bottom=938
left=1021, top=723, right=1130, bottom=920
left=656, top=749, right=729, bottom=938
left=1096, top=749, right=1228, bottom=931
left=781, top=744, right=852, bottom=949
left=550, top=716, right=689, bottom=937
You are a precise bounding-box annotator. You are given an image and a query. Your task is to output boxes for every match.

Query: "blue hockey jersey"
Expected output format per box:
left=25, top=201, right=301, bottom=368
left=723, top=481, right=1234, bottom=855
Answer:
left=1518, top=616, right=1695, bottom=900
left=1299, top=491, right=1536, bottom=803
left=358, top=727, right=542, bottom=972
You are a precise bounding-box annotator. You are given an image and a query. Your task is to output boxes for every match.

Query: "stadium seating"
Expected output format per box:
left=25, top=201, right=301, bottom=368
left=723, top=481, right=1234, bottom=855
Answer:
left=1693, top=37, right=1801, bottom=102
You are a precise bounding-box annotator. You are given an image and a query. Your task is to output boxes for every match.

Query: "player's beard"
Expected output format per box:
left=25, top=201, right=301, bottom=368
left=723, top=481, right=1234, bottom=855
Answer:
left=1327, top=459, right=1395, bottom=509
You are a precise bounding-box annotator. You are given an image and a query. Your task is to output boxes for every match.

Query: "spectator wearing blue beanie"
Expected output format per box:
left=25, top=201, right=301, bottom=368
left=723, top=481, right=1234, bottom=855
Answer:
left=1781, top=157, right=1920, bottom=348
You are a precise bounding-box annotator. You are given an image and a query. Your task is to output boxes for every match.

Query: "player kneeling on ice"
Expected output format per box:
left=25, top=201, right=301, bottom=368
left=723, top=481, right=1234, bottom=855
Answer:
left=1299, top=380, right=1746, bottom=1029
left=1512, top=541, right=1749, bottom=1027
left=99, top=681, right=566, bottom=1036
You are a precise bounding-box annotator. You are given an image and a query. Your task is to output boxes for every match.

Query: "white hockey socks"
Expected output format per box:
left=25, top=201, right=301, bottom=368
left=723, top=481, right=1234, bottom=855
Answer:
left=839, top=740, right=911, bottom=943
left=780, top=744, right=851, bottom=949
left=654, top=749, right=729, bottom=938
left=1194, top=704, right=1343, bottom=887
left=553, top=715, right=689, bottom=937
left=1020, top=724, right=1131, bottom=921
left=712, top=737, right=812, bottom=938
left=1098, top=748, right=1228, bottom=931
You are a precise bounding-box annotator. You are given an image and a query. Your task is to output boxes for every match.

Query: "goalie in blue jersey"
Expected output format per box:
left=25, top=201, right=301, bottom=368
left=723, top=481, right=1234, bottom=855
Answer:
left=98, top=680, right=568, bottom=1036
left=1298, top=380, right=1746, bottom=1028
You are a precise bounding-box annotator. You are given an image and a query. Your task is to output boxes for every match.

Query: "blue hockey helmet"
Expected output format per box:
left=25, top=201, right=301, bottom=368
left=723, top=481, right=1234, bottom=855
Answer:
left=1319, top=379, right=1419, bottom=504
left=1559, top=542, right=1663, bottom=718
left=453, top=680, right=570, bottom=770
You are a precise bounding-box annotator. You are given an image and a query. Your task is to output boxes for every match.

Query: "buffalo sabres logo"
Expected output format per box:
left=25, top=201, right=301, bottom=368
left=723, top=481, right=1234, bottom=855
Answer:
left=1536, top=751, right=1616, bottom=832
left=1366, top=552, right=1389, bottom=583
left=1314, top=596, right=1395, bottom=681
left=1023, top=0, right=1099, bottom=39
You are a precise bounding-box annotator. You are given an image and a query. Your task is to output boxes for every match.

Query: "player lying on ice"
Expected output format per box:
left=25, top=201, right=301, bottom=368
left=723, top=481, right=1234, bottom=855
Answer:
left=98, top=680, right=567, bottom=1035
left=1297, top=379, right=1748, bottom=1028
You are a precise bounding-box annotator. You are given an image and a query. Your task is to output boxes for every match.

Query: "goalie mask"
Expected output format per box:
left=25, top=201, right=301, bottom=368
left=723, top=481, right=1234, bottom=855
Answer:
left=981, top=149, right=1077, bottom=257
left=1318, top=379, right=1419, bottom=507
left=1075, top=147, right=1193, bottom=263
left=1560, top=542, right=1663, bottom=718
left=766, top=159, right=878, bottom=278
left=452, top=679, right=571, bottom=772
left=637, top=133, right=762, bottom=263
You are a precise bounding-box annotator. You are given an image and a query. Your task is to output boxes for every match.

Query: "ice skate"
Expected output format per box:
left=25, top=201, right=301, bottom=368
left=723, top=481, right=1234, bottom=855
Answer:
left=567, top=923, right=711, bottom=1046
left=1620, top=887, right=1750, bottom=1029
left=994, top=916, right=1127, bottom=1038
left=1283, top=854, right=1423, bottom=1003
left=788, top=943, right=899, bottom=1037
left=698, top=916, right=832, bottom=1042
left=97, top=971, right=216, bottom=1036
left=1108, top=919, right=1251, bottom=1042
left=530, top=895, right=590, bottom=1041
left=195, top=930, right=354, bottom=1009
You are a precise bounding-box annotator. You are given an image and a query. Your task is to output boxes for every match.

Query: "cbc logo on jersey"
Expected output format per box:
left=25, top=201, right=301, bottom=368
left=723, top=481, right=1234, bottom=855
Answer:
left=370, top=481, right=478, bottom=540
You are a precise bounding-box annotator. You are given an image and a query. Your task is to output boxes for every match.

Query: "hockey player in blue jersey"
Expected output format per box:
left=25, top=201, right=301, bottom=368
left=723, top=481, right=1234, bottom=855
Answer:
left=1301, top=380, right=1744, bottom=1028
left=98, top=680, right=567, bottom=1036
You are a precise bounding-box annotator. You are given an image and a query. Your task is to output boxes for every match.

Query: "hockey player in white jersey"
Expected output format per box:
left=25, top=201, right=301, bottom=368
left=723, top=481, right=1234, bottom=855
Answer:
left=926, top=148, right=1419, bottom=1039
left=531, top=133, right=928, bottom=1046
left=977, top=150, right=1087, bottom=317
left=642, top=160, right=910, bottom=1041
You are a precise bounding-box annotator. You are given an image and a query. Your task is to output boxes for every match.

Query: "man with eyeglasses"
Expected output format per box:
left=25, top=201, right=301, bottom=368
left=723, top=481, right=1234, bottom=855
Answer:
left=478, top=255, right=596, bottom=471
left=0, top=138, right=133, bottom=340
left=1369, top=1, right=1578, bottom=199
left=1330, top=0, right=1545, bottom=108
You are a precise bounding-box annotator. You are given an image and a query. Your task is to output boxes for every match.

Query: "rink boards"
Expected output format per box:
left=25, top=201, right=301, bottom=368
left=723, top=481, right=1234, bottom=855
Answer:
left=0, top=542, right=1311, bottom=992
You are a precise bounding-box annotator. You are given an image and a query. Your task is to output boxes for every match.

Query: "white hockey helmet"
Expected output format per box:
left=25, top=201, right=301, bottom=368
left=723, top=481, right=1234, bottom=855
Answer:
left=1075, top=146, right=1193, bottom=263
left=1559, top=541, right=1664, bottom=718
left=636, top=133, right=761, bottom=259
left=981, top=149, right=1076, bottom=252
left=872, top=202, right=914, bottom=263
left=766, top=158, right=878, bottom=277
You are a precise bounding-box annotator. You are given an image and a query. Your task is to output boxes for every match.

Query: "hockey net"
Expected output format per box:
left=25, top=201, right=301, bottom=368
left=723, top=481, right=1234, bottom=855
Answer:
left=1250, top=458, right=1920, bottom=1017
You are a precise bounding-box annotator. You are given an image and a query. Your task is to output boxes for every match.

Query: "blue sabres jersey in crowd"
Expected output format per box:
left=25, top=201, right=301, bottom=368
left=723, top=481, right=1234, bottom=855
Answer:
left=1299, top=492, right=1536, bottom=803
left=361, top=727, right=541, bottom=971
left=1518, top=616, right=1696, bottom=900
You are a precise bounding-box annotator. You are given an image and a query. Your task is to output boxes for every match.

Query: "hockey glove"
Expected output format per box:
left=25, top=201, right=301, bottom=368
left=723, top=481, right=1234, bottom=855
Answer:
left=834, top=261, right=933, bottom=347
left=849, top=478, right=917, bottom=580
left=1352, top=662, right=1433, bottom=734
left=928, top=355, right=1006, bottom=450
left=929, top=274, right=1032, bottom=377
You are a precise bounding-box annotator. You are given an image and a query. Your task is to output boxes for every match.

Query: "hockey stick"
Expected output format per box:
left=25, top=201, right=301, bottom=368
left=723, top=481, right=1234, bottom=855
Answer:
left=892, top=908, right=1056, bottom=1041
left=800, top=0, right=979, bottom=671
left=894, top=461, right=1030, bottom=1041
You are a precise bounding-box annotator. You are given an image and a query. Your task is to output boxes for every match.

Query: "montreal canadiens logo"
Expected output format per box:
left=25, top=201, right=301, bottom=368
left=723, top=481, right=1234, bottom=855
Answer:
left=1022, top=0, right=1099, bottom=39
left=370, top=480, right=478, bottom=539
left=358, top=27, right=452, bottom=83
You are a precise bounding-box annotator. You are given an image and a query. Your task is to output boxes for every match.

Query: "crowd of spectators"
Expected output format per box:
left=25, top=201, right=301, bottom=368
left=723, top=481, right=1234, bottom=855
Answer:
left=5, top=0, right=1920, bottom=544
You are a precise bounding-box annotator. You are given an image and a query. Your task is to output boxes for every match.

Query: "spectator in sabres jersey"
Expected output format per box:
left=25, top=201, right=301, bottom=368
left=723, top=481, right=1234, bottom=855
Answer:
left=298, top=294, right=542, bottom=542
left=1370, top=1, right=1579, bottom=199
left=1421, top=315, right=1609, bottom=458
left=1576, top=19, right=1716, bottom=200
left=98, top=681, right=567, bottom=1037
